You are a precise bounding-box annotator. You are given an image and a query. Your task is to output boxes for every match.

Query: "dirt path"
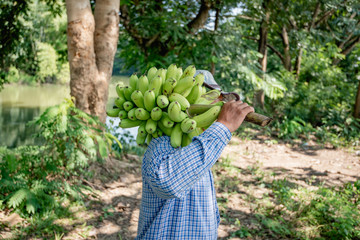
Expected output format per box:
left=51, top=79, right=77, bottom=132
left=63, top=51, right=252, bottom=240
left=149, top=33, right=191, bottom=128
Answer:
left=84, top=137, right=359, bottom=240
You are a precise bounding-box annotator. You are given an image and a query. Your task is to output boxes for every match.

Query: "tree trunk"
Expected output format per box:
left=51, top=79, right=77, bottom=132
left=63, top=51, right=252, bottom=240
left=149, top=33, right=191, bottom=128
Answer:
left=281, top=26, right=292, bottom=71
left=66, top=0, right=119, bottom=123
left=255, top=4, right=270, bottom=109
left=354, top=79, right=360, bottom=119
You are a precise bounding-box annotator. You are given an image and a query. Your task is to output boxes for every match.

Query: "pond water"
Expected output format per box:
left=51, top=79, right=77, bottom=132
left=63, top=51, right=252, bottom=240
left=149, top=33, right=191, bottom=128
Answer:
left=0, top=76, right=131, bottom=148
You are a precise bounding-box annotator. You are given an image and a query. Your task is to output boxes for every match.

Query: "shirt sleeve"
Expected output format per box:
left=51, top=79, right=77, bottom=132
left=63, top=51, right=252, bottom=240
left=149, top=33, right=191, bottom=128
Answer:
left=142, top=122, right=232, bottom=199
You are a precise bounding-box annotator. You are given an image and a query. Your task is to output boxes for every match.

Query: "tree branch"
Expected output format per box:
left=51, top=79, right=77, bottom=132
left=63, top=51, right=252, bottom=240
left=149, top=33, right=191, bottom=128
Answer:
left=341, top=36, right=360, bottom=56
left=187, top=0, right=213, bottom=33
left=333, top=36, right=360, bottom=65
left=267, top=44, right=284, bottom=63
left=223, top=14, right=261, bottom=22
left=309, top=2, right=321, bottom=30
left=314, top=9, right=336, bottom=27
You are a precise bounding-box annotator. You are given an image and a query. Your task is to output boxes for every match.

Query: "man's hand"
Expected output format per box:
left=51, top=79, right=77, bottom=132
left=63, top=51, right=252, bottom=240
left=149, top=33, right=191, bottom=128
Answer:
left=217, top=100, right=255, bottom=132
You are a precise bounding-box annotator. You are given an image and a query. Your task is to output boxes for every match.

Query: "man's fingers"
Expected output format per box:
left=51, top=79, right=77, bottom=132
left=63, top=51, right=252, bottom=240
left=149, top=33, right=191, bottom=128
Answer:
left=236, top=102, right=249, bottom=110
left=243, top=106, right=255, bottom=115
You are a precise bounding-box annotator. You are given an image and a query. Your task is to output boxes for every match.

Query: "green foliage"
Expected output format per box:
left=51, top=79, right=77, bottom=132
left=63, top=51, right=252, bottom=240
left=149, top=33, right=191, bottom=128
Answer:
left=4, top=66, right=20, bottom=83
left=56, top=62, right=70, bottom=84
left=0, top=99, right=116, bottom=216
left=36, top=42, right=58, bottom=83
left=0, top=1, right=68, bottom=87
left=107, top=119, right=146, bottom=157
left=254, top=179, right=360, bottom=239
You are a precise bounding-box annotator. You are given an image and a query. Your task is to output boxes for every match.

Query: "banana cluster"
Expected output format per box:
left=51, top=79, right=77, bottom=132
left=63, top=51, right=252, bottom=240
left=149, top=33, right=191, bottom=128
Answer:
left=107, top=64, right=222, bottom=148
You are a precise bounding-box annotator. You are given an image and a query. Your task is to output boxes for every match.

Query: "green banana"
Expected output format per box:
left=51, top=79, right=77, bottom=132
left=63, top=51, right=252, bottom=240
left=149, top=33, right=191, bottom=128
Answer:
left=202, top=86, right=207, bottom=95
left=129, top=74, right=138, bottom=90
left=149, top=75, right=162, bottom=97
left=194, top=73, right=205, bottom=86
left=152, top=129, right=163, bottom=138
left=151, top=107, right=163, bottom=121
left=118, top=110, right=127, bottom=119
left=187, top=127, right=204, bottom=139
left=181, top=65, right=196, bottom=79
left=201, top=89, right=221, bottom=100
left=157, top=95, right=169, bottom=108
left=123, top=101, right=134, bottom=111
left=169, top=93, right=190, bottom=110
left=144, top=90, right=156, bottom=111
left=168, top=101, right=187, bottom=122
left=170, top=123, right=182, bottom=148
left=180, top=88, right=192, bottom=98
left=173, top=76, right=195, bottom=94
left=136, top=131, right=146, bottom=145
left=114, top=97, right=126, bottom=109
left=138, top=122, right=147, bottom=137
left=166, top=64, right=177, bottom=80
left=116, top=85, right=125, bottom=99
left=158, top=120, right=173, bottom=136
left=161, top=112, right=174, bottom=128
left=181, top=134, right=192, bottom=147
left=145, top=119, right=157, bottom=134
left=147, top=67, right=158, bottom=81
left=119, top=119, right=142, bottom=128
left=175, top=67, right=183, bottom=81
left=123, top=86, right=134, bottom=101
left=127, top=108, right=137, bottom=120
left=138, top=75, right=149, bottom=94
left=156, top=68, right=167, bottom=84
left=186, top=84, right=202, bottom=104
left=107, top=108, right=121, bottom=117
left=146, top=134, right=153, bottom=145
left=181, top=118, right=197, bottom=133
left=131, top=90, right=145, bottom=108
left=162, top=77, right=177, bottom=96
left=192, top=105, right=221, bottom=128
left=135, top=108, right=150, bottom=120
left=195, top=90, right=222, bottom=104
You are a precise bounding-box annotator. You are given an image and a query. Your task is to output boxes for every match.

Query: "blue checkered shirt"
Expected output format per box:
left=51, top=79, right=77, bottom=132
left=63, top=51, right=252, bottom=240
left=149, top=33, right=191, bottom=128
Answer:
left=136, top=122, right=232, bottom=240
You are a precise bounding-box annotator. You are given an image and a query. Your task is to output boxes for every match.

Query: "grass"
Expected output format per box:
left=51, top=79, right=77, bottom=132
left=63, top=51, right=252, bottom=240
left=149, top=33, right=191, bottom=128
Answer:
left=213, top=157, right=360, bottom=240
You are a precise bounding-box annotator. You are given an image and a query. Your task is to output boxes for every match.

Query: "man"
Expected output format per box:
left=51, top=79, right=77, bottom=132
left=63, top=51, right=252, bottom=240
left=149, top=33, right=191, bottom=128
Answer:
left=136, top=100, right=255, bottom=239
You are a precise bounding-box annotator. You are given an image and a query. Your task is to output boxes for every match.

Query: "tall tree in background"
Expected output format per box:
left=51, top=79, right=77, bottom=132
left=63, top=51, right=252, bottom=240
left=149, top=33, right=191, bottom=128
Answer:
left=65, top=0, right=119, bottom=122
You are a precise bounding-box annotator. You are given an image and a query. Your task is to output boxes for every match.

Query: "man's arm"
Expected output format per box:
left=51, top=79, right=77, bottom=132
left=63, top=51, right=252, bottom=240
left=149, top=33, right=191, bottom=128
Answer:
left=142, top=101, right=254, bottom=199
left=142, top=122, right=231, bottom=199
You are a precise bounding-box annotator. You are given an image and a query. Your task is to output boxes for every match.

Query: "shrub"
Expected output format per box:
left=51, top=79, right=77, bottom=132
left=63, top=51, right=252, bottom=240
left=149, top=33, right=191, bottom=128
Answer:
left=5, top=66, right=20, bottom=83
left=36, top=42, right=58, bottom=83
left=0, top=99, right=120, bottom=216
left=56, top=62, right=70, bottom=84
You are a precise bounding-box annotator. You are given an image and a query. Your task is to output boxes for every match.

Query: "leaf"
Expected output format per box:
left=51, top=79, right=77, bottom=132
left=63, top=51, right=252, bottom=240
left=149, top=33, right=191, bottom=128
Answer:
left=26, top=193, right=38, bottom=214
left=6, top=153, right=17, bottom=172
left=96, top=136, right=108, bottom=158
left=8, top=188, right=29, bottom=208
left=105, top=132, right=122, bottom=149
left=57, top=115, right=68, bottom=133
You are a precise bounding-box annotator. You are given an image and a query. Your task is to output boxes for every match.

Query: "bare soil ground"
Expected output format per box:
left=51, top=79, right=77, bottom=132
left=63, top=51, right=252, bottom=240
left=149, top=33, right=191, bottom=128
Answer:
left=1, top=137, right=359, bottom=239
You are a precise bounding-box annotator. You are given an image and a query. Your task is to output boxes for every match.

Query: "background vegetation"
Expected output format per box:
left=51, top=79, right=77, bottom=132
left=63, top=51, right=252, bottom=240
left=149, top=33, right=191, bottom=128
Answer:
left=0, top=0, right=360, bottom=239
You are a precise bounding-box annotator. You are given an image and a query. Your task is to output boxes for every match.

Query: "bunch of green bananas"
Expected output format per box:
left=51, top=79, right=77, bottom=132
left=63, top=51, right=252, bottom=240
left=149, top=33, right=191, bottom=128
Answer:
left=107, top=64, right=222, bottom=148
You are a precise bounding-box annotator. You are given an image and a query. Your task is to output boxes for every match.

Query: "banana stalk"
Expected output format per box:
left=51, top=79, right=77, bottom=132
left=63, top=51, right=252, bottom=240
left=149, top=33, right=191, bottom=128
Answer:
left=186, top=104, right=272, bottom=127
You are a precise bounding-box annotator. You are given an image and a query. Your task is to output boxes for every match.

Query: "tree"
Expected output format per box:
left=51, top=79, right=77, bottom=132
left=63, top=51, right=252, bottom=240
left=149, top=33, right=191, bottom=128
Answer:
left=0, top=0, right=63, bottom=84
left=65, top=0, right=120, bottom=123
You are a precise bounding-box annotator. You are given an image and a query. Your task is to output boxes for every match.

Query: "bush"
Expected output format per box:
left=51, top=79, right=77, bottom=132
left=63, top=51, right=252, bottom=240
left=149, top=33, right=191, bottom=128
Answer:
left=0, top=99, right=119, bottom=216
left=5, top=66, right=20, bottom=83
left=36, top=42, right=58, bottom=83
left=55, top=62, right=70, bottom=84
